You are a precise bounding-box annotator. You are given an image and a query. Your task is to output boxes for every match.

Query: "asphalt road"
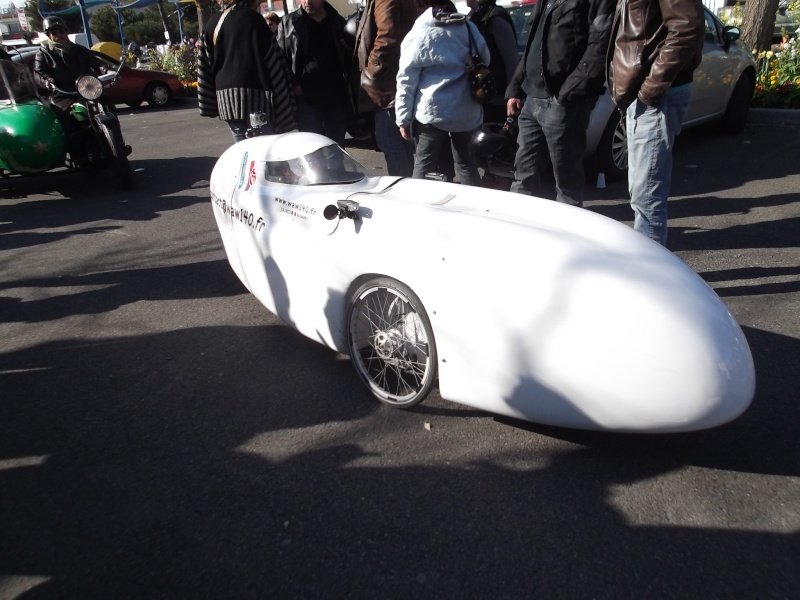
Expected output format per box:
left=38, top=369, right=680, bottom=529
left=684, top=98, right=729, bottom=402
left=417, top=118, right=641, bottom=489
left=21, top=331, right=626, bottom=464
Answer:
left=1, top=102, right=798, bottom=599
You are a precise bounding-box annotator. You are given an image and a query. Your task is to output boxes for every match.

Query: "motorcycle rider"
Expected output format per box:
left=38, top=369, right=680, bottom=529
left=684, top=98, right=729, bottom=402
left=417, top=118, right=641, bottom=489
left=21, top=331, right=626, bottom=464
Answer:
left=34, top=17, right=130, bottom=162
left=34, top=17, right=107, bottom=112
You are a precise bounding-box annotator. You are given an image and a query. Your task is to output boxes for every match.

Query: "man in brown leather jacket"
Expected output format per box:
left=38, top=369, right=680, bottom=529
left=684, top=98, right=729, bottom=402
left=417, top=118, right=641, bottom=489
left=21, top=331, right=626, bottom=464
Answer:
left=355, top=0, right=417, bottom=176
left=607, top=0, right=704, bottom=246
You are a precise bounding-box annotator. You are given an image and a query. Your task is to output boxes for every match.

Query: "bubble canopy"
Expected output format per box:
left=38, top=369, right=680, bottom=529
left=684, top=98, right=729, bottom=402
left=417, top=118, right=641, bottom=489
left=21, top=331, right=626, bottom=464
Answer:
left=259, top=132, right=370, bottom=186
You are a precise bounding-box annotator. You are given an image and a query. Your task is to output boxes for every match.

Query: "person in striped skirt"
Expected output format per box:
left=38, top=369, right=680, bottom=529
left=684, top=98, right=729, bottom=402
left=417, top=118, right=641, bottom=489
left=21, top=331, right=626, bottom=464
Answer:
left=198, top=0, right=296, bottom=143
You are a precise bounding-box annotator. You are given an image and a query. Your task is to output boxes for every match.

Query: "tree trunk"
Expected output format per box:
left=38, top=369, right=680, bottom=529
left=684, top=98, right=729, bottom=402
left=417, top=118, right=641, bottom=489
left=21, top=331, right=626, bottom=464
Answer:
left=195, top=0, right=213, bottom=36
left=741, top=0, right=780, bottom=52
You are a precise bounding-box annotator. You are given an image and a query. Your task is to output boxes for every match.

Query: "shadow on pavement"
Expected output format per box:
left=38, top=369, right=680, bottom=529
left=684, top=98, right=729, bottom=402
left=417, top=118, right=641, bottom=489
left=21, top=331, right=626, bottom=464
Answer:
left=0, top=322, right=797, bottom=598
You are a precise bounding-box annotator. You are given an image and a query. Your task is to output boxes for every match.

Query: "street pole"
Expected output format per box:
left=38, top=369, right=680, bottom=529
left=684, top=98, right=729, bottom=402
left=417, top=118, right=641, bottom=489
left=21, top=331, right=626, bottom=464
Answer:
left=175, top=3, right=184, bottom=43
left=114, top=0, right=125, bottom=48
left=74, top=0, right=93, bottom=46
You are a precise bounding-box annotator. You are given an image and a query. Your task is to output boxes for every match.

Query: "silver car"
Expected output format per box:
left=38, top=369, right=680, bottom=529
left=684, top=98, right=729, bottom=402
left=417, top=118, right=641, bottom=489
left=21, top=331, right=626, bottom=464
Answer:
left=500, top=0, right=757, bottom=179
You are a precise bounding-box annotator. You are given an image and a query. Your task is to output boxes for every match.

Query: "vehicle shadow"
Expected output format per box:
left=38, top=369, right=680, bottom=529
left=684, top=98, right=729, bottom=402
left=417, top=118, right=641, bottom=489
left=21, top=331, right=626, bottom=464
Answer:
left=0, top=259, right=244, bottom=323
left=0, top=155, right=219, bottom=250
left=0, top=322, right=797, bottom=597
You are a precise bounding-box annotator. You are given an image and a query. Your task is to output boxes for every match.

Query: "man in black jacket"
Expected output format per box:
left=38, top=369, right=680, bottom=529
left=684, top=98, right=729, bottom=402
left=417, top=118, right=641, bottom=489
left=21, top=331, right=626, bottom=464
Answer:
left=506, top=0, right=614, bottom=207
left=34, top=17, right=106, bottom=112
left=277, top=0, right=349, bottom=146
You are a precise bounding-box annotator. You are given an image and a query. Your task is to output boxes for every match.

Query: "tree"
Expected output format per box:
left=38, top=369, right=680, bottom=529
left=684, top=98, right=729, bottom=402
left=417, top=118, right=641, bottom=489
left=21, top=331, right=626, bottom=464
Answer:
left=24, top=0, right=84, bottom=35
left=741, top=0, right=781, bottom=52
left=195, top=0, right=216, bottom=39
left=90, top=2, right=202, bottom=45
left=90, top=5, right=138, bottom=44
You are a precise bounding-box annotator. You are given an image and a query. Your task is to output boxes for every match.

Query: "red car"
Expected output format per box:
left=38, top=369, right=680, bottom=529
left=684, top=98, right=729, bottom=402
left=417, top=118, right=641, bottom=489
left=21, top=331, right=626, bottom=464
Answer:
left=12, top=48, right=184, bottom=108
left=92, top=51, right=184, bottom=107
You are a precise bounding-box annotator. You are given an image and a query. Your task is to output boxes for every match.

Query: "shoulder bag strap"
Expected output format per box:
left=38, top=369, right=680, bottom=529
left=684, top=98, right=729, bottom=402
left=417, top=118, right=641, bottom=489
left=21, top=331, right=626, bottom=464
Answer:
left=465, top=21, right=477, bottom=55
left=213, top=7, right=233, bottom=45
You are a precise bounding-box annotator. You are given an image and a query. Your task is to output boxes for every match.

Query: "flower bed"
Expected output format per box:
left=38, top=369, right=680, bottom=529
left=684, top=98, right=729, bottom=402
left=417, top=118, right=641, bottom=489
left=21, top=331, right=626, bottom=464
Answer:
left=753, top=40, right=800, bottom=108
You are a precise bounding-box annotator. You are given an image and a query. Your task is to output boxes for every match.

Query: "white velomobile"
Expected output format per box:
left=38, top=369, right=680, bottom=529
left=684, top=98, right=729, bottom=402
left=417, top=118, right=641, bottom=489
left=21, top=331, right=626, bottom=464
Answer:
left=209, top=132, right=755, bottom=433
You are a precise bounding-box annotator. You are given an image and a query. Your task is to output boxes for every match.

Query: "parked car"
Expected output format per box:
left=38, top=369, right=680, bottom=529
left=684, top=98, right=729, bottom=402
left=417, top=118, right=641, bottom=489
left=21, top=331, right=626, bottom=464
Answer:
left=91, top=51, right=184, bottom=107
left=496, top=0, right=757, bottom=179
left=9, top=47, right=184, bottom=108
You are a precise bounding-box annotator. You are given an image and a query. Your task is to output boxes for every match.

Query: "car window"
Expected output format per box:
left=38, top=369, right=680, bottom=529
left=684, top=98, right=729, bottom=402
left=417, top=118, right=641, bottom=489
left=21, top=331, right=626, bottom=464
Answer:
left=90, top=52, right=124, bottom=72
left=704, top=9, right=721, bottom=43
left=506, top=3, right=537, bottom=54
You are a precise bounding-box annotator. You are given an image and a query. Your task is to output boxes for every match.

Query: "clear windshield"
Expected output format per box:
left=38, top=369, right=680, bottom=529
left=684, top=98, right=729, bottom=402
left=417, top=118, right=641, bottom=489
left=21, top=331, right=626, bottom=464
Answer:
left=0, top=60, right=38, bottom=104
left=265, top=144, right=369, bottom=186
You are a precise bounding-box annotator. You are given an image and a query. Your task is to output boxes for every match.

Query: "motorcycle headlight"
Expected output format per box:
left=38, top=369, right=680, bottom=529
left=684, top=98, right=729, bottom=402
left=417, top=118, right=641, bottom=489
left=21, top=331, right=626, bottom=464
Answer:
left=76, top=75, right=103, bottom=101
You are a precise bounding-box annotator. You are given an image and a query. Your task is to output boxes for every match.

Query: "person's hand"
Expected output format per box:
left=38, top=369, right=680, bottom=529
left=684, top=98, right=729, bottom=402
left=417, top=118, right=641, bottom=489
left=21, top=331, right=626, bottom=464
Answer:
left=399, top=125, right=411, bottom=141
left=507, top=98, right=523, bottom=117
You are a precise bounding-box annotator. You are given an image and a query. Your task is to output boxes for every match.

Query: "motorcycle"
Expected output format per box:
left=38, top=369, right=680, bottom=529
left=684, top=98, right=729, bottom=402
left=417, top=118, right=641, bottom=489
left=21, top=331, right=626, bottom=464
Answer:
left=0, top=58, right=133, bottom=189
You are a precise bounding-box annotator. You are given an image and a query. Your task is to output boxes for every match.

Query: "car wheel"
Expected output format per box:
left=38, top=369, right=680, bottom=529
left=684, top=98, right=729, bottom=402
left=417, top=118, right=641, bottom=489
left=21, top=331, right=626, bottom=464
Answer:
left=146, top=83, right=171, bottom=107
left=347, top=277, right=438, bottom=408
left=594, top=109, right=628, bottom=181
left=719, top=73, right=753, bottom=134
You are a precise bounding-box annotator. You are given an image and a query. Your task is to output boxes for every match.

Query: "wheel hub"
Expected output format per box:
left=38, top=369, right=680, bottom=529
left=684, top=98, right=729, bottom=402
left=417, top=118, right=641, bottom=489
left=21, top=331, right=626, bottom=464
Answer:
left=373, top=329, right=403, bottom=360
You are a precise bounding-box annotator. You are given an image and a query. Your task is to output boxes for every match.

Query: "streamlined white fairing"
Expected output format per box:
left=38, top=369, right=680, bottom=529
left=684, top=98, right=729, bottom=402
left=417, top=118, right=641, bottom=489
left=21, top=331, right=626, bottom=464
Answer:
left=210, top=133, right=755, bottom=433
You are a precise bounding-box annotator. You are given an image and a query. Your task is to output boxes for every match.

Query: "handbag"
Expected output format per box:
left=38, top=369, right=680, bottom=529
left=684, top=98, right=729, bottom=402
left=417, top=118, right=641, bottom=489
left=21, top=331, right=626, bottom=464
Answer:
left=465, top=23, right=495, bottom=104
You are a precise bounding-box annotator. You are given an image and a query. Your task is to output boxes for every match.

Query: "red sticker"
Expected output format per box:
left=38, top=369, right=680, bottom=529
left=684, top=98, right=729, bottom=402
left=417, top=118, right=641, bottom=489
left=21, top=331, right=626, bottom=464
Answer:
left=244, top=161, right=257, bottom=191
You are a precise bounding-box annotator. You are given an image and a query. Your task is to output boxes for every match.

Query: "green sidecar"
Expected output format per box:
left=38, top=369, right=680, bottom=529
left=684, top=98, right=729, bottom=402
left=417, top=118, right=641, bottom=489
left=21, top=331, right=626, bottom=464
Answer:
left=0, top=59, right=132, bottom=188
left=0, top=59, right=66, bottom=174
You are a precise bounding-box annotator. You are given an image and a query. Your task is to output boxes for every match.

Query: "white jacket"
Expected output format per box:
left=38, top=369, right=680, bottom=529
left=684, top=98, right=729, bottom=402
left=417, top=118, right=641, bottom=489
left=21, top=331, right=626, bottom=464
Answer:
left=395, top=8, right=490, bottom=132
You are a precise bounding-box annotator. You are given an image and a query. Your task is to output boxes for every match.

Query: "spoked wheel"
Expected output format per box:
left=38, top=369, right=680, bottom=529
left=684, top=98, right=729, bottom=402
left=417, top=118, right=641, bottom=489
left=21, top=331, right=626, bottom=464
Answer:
left=347, top=277, right=438, bottom=408
left=98, top=118, right=133, bottom=190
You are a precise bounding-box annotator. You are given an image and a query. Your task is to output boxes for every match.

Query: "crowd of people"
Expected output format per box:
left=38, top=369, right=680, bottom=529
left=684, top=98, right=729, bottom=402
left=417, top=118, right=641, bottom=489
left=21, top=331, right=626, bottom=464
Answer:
left=194, top=0, right=705, bottom=247
left=0, top=0, right=705, bottom=247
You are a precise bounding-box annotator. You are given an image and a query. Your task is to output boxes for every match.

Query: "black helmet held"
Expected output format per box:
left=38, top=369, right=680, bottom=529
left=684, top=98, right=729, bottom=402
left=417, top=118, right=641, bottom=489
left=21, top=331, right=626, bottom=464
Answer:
left=42, top=16, right=67, bottom=33
left=469, top=122, right=517, bottom=179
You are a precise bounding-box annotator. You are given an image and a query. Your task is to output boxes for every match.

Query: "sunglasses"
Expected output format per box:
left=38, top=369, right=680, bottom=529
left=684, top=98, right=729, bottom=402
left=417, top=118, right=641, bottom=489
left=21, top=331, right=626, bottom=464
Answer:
left=49, top=28, right=67, bottom=34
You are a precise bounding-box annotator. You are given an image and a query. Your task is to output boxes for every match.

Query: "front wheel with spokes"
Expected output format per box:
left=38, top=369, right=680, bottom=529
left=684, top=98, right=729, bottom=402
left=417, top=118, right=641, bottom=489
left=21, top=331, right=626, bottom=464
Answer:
left=347, top=277, right=438, bottom=408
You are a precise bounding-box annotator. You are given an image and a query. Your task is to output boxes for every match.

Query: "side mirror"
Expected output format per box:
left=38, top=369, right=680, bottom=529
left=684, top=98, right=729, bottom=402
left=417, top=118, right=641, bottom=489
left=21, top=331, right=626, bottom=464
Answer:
left=722, top=25, right=740, bottom=50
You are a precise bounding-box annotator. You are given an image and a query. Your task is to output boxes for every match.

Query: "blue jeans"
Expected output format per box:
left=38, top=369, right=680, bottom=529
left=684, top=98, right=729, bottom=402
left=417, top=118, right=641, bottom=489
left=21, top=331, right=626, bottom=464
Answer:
left=227, top=119, right=274, bottom=144
left=295, top=97, right=347, bottom=147
left=510, top=96, right=589, bottom=206
left=374, top=108, right=415, bottom=177
left=626, top=86, right=691, bottom=246
left=412, top=122, right=482, bottom=187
